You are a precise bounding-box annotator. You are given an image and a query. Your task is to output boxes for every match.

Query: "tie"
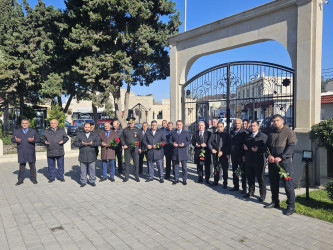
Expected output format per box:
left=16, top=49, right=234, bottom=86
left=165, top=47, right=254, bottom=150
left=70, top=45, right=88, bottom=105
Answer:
left=105, top=131, right=109, bottom=137
left=177, top=130, right=180, bottom=135
left=24, top=129, right=27, bottom=135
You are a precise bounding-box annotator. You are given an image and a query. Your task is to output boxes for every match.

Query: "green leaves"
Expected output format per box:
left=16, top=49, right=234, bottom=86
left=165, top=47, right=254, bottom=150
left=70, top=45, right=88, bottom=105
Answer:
left=309, top=118, right=333, bottom=149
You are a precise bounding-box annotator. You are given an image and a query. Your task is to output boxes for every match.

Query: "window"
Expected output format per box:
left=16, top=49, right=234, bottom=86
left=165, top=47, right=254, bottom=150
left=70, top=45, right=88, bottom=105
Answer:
left=157, top=111, right=163, bottom=119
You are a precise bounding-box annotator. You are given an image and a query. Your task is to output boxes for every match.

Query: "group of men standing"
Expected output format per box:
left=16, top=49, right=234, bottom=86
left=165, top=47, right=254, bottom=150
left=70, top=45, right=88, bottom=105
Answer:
left=11, top=112, right=296, bottom=215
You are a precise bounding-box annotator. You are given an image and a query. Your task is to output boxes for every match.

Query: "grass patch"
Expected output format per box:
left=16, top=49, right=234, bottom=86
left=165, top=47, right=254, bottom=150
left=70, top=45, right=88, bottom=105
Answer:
left=281, top=189, right=333, bottom=223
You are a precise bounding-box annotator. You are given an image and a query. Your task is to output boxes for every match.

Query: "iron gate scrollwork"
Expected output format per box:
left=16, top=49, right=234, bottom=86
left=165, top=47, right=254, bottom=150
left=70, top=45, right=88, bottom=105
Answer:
left=182, top=61, right=295, bottom=162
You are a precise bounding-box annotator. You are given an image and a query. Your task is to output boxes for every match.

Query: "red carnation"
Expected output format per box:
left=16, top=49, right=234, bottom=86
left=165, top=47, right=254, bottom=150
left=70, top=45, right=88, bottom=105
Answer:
left=161, top=142, right=165, bottom=146
left=284, top=177, right=292, bottom=181
left=200, top=157, right=205, bottom=161
left=136, top=141, right=140, bottom=146
left=115, top=137, right=120, bottom=142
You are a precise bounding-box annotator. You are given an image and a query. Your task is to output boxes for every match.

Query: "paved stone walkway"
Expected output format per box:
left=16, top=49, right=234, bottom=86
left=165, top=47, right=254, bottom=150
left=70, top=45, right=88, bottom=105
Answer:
left=0, top=156, right=332, bottom=250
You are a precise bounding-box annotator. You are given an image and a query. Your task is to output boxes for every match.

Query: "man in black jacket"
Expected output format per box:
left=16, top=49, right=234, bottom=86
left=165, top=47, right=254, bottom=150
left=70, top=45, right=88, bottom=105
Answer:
left=230, top=118, right=248, bottom=193
left=112, top=120, right=123, bottom=175
left=42, top=119, right=69, bottom=183
left=164, top=122, right=174, bottom=179
left=74, top=123, right=101, bottom=187
left=243, top=121, right=267, bottom=201
left=192, top=121, right=211, bottom=184
left=208, top=122, right=230, bottom=187
left=265, top=114, right=297, bottom=216
left=139, top=122, right=149, bottom=175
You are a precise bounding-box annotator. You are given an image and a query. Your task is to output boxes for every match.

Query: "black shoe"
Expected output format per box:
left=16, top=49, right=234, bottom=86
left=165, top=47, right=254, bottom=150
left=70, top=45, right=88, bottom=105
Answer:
left=48, top=179, right=55, bottom=183
left=145, top=178, right=153, bottom=182
left=123, top=178, right=128, bottom=182
left=159, top=179, right=164, bottom=183
left=172, top=180, right=179, bottom=185
left=110, top=178, right=115, bottom=182
left=223, top=184, right=227, bottom=189
left=197, top=178, right=203, bottom=183
left=243, top=193, right=254, bottom=198
left=210, top=182, right=218, bottom=186
left=165, top=176, right=170, bottom=179
left=284, top=208, right=294, bottom=216
left=229, top=187, right=239, bottom=191
left=16, top=181, right=23, bottom=186
left=264, top=202, right=280, bottom=209
left=58, top=178, right=65, bottom=182
left=135, top=178, right=140, bottom=182
left=258, top=197, right=265, bottom=202
left=80, top=183, right=86, bottom=187
left=90, top=183, right=96, bottom=187
left=205, top=179, right=210, bottom=184
left=32, top=180, right=38, bottom=184
left=182, top=180, right=187, bottom=185
left=241, top=190, right=247, bottom=194
left=99, top=177, right=107, bottom=182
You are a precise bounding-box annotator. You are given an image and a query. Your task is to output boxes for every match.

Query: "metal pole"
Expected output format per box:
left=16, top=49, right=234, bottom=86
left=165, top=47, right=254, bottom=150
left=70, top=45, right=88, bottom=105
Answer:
left=226, top=64, right=231, bottom=133
left=305, top=162, right=310, bottom=200
left=184, top=0, right=187, bottom=32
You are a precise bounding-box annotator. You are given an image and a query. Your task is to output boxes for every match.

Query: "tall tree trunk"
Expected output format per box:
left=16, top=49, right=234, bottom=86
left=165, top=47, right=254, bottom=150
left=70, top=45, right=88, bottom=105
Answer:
left=57, top=96, right=63, bottom=109
left=18, top=80, right=24, bottom=124
left=63, top=93, right=74, bottom=114
left=92, top=103, right=98, bottom=129
left=113, top=86, right=126, bottom=128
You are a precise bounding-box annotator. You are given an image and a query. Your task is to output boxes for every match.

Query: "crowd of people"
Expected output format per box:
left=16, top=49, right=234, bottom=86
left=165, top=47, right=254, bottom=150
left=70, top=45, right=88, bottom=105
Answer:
left=11, top=111, right=297, bottom=216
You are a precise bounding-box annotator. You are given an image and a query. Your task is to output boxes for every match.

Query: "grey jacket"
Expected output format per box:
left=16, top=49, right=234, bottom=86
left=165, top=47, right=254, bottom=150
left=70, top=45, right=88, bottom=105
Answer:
left=74, top=132, right=100, bottom=163
left=42, top=128, right=69, bottom=157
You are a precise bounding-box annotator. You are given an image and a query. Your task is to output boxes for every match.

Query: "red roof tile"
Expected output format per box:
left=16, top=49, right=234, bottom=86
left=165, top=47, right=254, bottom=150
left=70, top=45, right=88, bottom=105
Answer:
left=322, top=95, right=333, bottom=104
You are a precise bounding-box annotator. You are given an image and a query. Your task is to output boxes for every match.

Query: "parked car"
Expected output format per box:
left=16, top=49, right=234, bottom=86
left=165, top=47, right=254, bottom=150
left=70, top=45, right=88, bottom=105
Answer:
left=65, top=120, right=78, bottom=136
left=74, top=119, right=95, bottom=132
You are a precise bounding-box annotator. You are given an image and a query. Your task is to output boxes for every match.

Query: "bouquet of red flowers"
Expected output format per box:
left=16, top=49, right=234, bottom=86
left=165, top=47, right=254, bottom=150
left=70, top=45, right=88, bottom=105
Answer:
left=155, top=142, right=166, bottom=149
left=130, top=140, right=140, bottom=148
left=109, top=137, right=120, bottom=147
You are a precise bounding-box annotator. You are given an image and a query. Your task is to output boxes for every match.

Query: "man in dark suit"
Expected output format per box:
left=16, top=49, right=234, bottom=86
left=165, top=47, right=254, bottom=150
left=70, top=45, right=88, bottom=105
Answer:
left=171, top=120, right=191, bottom=185
left=243, top=121, right=267, bottom=201
left=74, top=122, right=101, bottom=187
left=143, top=120, right=167, bottom=183
left=192, top=121, right=211, bottom=184
left=230, top=118, right=248, bottom=193
left=164, top=122, right=174, bottom=179
left=112, top=120, right=123, bottom=175
left=208, top=122, right=230, bottom=188
left=139, top=122, right=149, bottom=175
left=11, top=119, right=39, bottom=185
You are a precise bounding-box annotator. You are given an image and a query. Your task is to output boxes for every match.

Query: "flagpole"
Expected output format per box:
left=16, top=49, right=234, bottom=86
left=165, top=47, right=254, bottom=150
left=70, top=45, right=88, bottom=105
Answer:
left=184, top=0, right=187, bottom=32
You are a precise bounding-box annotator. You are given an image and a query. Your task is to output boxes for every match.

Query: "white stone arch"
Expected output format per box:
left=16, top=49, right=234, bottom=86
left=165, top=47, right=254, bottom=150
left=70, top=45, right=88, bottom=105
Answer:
left=169, top=0, right=322, bottom=132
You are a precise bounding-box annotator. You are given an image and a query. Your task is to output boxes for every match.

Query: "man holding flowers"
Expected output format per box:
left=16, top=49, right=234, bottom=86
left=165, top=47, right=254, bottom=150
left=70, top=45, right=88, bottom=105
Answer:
left=265, top=114, right=297, bottom=216
left=143, top=120, right=167, bottom=183
left=99, top=122, right=118, bottom=182
left=191, top=121, right=212, bottom=184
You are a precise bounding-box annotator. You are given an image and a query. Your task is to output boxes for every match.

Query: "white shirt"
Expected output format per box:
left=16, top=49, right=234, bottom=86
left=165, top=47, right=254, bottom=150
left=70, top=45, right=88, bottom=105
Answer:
left=177, top=129, right=182, bottom=135
left=252, top=132, right=258, bottom=138
left=85, top=132, right=90, bottom=139
left=152, top=130, right=156, bottom=136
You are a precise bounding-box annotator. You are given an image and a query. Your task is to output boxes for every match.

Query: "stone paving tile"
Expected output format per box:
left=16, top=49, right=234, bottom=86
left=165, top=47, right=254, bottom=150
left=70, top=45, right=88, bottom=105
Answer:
left=0, top=156, right=333, bottom=249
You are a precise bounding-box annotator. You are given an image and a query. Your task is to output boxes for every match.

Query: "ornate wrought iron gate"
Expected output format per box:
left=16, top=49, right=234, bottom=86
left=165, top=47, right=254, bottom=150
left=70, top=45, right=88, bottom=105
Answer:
left=182, top=61, right=294, bottom=162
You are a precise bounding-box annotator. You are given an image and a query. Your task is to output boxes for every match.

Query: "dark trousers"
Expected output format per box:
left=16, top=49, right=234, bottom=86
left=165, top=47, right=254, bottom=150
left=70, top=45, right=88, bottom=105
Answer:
left=231, top=155, right=246, bottom=190
left=246, top=160, right=266, bottom=199
left=213, top=157, right=228, bottom=184
left=18, top=162, right=36, bottom=182
left=47, top=156, right=64, bottom=180
left=196, top=161, right=211, bottom=181
left=124, top=148, right=139, bottom=179
left=173, top=160, right=187, bottom=181
left=165, top=153, right=174, bottom=178
left=139, top=150, right=148, bottom=174
left=115, top=147, right=123, bottom=174
left=268, top=161, right=295, bottom=209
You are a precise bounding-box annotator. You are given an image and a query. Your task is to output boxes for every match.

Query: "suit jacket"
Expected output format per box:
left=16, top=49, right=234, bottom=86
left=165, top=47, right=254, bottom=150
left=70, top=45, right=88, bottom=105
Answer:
left=208, top=131, right=231, bottom=159
left=143, top=129, right=166, bottom=161
left=140, top=129, right=149, bottom=151
left=191, top=130, right=212, bottom=164
left=230, top=128, right=248, bottom=158
left=99, top=130, right=117, bottom=160
left=11, top=128, right=39, bottom=163
left=74, top=132, right=100, bottom=163
left=243, top=131, right=267, bottom=166
left=42, top=127, right=69, bottom=157
left=164, top=128, right=174, bottom=156
left=171, top=129, right=191, bottom=161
